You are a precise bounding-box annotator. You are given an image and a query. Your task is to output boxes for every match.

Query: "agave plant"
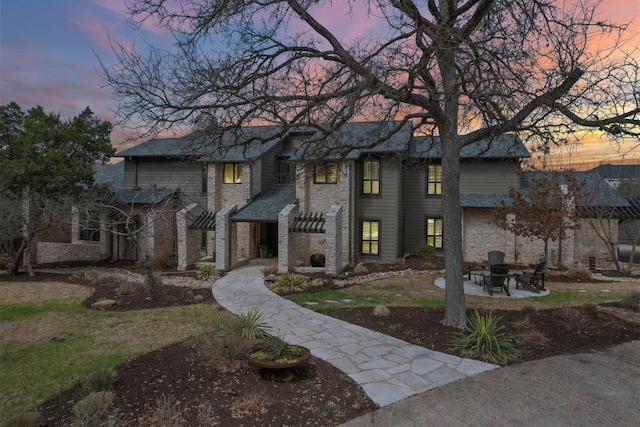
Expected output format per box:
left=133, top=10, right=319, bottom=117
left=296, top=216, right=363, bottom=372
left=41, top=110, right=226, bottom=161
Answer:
left=449, top=309, right=521, bottom=365
left=237, top=307, right=272, bottom=340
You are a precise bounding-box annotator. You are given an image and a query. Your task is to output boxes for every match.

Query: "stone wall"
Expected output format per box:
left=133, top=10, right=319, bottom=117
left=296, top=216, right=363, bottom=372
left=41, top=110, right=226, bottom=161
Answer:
left=464, top=208, right=616, bottom=267
left=37, top=241, right=108, bottom=264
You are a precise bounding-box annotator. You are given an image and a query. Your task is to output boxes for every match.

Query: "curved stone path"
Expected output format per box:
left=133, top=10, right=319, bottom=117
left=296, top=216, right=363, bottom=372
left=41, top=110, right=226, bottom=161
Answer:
left=212, top=260, right=497, bottom=407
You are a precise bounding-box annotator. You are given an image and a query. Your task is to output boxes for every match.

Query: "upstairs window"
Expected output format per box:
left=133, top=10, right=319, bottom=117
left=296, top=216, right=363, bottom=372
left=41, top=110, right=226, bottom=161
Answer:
left=362, top=158, right=380, bottom=195
left=278, top=161, right=295, bottom=184
left=201, top=163, right=208, bottom=193
left=361, top=220, right=380, bottom=256
left=223, top=163, right=242, bottom=184
left=314, top=162, right=338, bottom=184
left=426, top=217, right=443, bottom=249
left=427, top=164, right=442, bottom=195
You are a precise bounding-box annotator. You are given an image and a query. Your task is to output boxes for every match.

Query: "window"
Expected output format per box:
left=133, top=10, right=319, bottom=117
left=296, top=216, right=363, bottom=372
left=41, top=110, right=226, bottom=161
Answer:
left=79, top=211, right=100, bottom=242
left=201, top=231, right=207, bottom=251
left=361, top=220, right=379, bottom=255
left=427, top=164, right=442, bottom=195
left=278, top=161, right=294, bottom=184
left=426, top=217, right=443, bottom=249
left=314, top=163, right=338, bottom=184
left=362, top=158, right=380, bottom=195
left=223, top=163, right=242, bottom=183
left=201, top=163, right=208, bottom=193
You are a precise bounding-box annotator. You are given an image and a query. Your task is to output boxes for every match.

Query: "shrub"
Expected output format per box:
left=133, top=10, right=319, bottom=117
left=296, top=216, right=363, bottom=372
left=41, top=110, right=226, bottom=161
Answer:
left=416, top=241, right=435, bottom=258
left=82, top=367, right=117, bottom=395
left=197, top=263, right=221, bottom=280
left=566, top=267, right=592, bottom=281
left=195, top=332, right=252, bottom=369
left=71, top=268, right=100, bottom=282
left=373, top=305, right=390, bottom=317
left=516, top=330, right=550, bottom=347
left=261, top=265, right=278, bottom=277
left=139, top=395, right=187, bottom=427
left=555, top=303, right=593, bottom=336
left=1, top=412, right=40, bottom=427
left=621, top=289, right=640, bottom=312
left=449, top=310, right=521, bottom=365
left=72, top=391, right=115, bottom=426
left=270, top=273, right=308, bottom=294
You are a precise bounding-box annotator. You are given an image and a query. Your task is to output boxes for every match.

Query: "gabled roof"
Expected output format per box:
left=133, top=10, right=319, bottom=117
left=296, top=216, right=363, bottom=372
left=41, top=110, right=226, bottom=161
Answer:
left=410, top=134, right=530, bottom=159
left=116, top=137, right=202, bottom=158
left=231, top=185, right=296, bottom=222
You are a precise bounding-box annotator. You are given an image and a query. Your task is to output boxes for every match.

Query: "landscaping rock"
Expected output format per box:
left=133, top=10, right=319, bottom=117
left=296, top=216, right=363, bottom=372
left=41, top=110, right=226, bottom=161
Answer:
left=91, top=299, right=116, bottom=309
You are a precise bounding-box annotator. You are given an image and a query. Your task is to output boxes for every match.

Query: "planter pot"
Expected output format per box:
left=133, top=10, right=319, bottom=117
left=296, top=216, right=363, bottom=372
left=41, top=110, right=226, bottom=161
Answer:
left=247, top=345, right=311, bottom=371
left=310, top=253, right=325, bottom=267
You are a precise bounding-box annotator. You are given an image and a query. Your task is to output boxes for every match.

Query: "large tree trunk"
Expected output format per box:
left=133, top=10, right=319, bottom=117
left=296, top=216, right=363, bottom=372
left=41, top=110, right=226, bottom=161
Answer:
left=440, top=135, right=466, bottom=329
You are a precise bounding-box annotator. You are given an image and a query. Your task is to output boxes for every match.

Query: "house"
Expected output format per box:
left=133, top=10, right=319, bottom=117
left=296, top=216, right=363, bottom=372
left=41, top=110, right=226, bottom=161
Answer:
left=114, top=122, right=533, bottom=273
left=31, top=121, right=635, bottom=271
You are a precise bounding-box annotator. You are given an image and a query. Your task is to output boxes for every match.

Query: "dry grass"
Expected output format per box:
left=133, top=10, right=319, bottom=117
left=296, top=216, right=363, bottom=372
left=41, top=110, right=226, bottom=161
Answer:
left=0, top=281, right=91, bottom=304
left=230, top=392, right=270, bottom=419
left=516, top=330, right=550, bottom=347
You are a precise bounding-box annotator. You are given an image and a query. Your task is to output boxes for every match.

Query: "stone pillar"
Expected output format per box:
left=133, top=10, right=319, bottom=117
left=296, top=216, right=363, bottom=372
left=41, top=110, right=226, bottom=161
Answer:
left=176, top=203, right=197, bottom=271
left=326, top=205, right=343, bottom=275
left=278, top=204, right=298, bottom=274
left=216, top=205, right=237, bottom=272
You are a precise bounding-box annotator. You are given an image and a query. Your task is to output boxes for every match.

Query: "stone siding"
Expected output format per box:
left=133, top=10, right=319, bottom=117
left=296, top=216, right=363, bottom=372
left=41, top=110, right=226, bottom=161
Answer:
left=37, top=241, right=107, bottom=264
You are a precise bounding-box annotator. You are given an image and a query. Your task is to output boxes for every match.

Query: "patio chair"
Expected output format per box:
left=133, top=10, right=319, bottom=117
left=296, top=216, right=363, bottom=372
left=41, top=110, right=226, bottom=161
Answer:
left=472, top=251, right=506, bottom=286
left=515, top=263, right=545, bottom=293
left=483, top=263, right=511, bottom=296
left=487, top=250, right=505, bottom=267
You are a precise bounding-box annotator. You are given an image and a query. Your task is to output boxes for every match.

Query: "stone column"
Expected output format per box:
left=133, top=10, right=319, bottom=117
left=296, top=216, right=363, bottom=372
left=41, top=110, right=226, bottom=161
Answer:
left=326, top=205, right=343, bottom=275
left=216, top=205, right=237, bottom=272
left=176, top=203, right=197, bottom=271
left=278, top=204, right=298, bottom=274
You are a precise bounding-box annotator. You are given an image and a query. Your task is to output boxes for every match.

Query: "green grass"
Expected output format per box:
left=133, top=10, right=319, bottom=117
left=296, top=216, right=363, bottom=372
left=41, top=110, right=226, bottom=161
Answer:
left=0, top=290, right=223, bottom=423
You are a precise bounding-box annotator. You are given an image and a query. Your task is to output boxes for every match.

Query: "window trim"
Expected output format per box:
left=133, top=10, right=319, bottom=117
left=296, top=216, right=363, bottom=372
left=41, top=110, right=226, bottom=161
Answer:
left=313, top=162, right=338, bottom=184
left=425, top=216, right=443, bottom=250
left=426, top=163, right=442, bottom=196
left=223, top=163, right=242, bottom=184
left=362, top=157, right=381, bottom=196
left=360, top=219, right=380, bottom=257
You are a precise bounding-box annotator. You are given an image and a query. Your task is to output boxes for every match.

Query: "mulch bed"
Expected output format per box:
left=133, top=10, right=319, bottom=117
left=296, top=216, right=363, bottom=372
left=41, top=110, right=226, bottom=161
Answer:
left=3, top=258, right=637, bottom=426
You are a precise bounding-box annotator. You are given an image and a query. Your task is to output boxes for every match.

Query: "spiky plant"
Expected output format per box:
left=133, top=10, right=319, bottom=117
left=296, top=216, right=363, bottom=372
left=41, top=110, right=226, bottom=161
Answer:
left=449, top=310, right=521, bottom=365
left=270, top=273, right=308, bottom=294
left=237, top=307, right=272, bottom=340
left=197, top=263, right=221, bottom=280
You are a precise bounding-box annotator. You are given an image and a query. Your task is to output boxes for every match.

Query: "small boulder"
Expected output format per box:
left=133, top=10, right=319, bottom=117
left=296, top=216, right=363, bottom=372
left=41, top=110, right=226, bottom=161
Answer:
left=373, top=305, right=390, bottom=317
left=192, top=294, right=204, bottom=303
left=353, top=263, right=369, bottom=274
left=91, top=299, right=116, bottom=309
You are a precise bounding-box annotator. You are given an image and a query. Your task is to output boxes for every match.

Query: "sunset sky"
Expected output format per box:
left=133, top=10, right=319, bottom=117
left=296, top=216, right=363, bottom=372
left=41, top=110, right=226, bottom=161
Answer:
left=1, top=0, right=638, bottom=169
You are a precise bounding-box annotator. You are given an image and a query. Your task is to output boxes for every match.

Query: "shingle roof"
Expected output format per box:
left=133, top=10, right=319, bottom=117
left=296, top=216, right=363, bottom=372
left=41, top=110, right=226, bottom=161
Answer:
left=231, top=185, right=296, bottom=222
left=589, top=164, right=640, bottom=180
left=116, top=123, right=531, bottom=163
left=94, top=161, right=124, bottom=190
left=116, top=127, right=285, bottom=162
left=521, top=172, right=640, bottom=219
left=460, top=194, right=512, bottom=208
left=115, top=188, right=177, bottom=205
left=410, top=134, right=530, bottom=159
left=282, top=121, right=415, bottom=161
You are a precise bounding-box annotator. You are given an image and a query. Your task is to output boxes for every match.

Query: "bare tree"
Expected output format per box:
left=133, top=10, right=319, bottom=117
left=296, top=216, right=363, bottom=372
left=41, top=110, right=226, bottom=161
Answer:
left=79, top=187, right=180, bottom=299
left=493, top=171, right=586, bottom=285
left=579, top=178, right=640, bottom=272
left=101, top=0, right=640, bottom=328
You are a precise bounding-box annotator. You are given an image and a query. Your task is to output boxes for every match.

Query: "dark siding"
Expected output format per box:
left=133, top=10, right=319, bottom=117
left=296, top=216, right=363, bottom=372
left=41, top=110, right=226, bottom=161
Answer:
left=124, top=160, right=136, bottom=187
left=460, top=160, right=520, bottom=193
left=134, top=158, right=203, bottom=196
left=355, top=156, right=402, bottom=263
